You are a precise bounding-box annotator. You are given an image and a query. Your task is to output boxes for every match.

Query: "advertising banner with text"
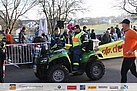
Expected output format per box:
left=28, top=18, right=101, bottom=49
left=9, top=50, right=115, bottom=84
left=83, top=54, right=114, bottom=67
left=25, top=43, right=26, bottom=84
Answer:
left=0, top=83, right=136, bottom=91
left=98, top=40, right=123, bottom=59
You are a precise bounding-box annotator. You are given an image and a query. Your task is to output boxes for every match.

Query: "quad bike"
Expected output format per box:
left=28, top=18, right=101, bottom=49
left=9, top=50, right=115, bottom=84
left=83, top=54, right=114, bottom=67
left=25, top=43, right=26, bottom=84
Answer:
left=33, top=39, right=105, bottom=82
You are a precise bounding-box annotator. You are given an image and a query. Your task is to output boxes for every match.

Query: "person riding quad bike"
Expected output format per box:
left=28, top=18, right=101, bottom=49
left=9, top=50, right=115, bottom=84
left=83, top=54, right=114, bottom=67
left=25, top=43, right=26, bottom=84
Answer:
left=33, top=28, right=105, bottom=83
left=70, top=25, right=89, bottom=71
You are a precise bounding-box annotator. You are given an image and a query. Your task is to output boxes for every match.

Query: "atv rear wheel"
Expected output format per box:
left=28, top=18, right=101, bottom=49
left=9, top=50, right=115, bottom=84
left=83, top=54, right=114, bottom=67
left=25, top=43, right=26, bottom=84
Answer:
left=86, top=60, right=105, bottom=80
left=47, top=64, right=69, bottom=82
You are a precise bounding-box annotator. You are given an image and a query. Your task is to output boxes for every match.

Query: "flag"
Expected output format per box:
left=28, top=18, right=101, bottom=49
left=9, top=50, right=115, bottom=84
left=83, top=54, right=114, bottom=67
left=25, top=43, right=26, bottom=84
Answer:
left=43, top=19, right=48, bottom=35
left=38, top=20, right=43, bottom=36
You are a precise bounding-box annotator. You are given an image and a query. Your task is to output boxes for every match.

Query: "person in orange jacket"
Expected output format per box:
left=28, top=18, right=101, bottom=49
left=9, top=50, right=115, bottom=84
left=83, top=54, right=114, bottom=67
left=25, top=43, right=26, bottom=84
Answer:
left=5, top=29, right=13, bottom=44
left=119, top=19, right=137, bottom=83
left=5, top=29, right=13, bottom=62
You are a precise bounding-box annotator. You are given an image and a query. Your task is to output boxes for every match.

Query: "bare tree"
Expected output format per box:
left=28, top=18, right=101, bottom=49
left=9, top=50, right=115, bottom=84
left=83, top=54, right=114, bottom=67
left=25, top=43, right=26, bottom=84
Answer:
left=39, top=0, right=87, bottom=34
left=0, top=0, right=38, bottom=33
left=115, top=0, right=137, bottom=15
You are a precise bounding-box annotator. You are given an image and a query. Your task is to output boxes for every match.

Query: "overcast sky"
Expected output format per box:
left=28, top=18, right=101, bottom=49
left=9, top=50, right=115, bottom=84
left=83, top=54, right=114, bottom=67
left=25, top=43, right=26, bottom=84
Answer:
left=21, top=0, right=124, bottom=20
left=76, top=0, right=123, bottom=18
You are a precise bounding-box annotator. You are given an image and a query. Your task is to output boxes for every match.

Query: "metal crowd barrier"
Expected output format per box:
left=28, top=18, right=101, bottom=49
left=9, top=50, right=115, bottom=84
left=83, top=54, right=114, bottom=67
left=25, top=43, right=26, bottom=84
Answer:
left=6, top=42, right=50, bottom=67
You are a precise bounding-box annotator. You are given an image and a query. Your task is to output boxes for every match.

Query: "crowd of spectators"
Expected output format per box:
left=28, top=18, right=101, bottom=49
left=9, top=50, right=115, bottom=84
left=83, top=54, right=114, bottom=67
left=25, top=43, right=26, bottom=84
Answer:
left=97, top=25, right=128, bottom=45
left=4, top=24, right=137, bottom=46
left=65, top=24, right=131, bottom=45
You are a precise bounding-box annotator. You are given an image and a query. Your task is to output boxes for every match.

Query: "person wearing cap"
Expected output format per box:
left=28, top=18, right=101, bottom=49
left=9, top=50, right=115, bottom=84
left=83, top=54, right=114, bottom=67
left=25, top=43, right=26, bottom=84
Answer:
left=51, top=27, right=65, bottom=49
left=71, top=25, right=89, bottom=71
left=119, top=19, right=137, bottom=83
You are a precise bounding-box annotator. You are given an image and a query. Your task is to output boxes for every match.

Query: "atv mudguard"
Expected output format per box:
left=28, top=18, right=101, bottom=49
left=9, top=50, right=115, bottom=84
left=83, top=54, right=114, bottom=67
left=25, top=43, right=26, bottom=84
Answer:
left=81, top=51, right=103, bottom=63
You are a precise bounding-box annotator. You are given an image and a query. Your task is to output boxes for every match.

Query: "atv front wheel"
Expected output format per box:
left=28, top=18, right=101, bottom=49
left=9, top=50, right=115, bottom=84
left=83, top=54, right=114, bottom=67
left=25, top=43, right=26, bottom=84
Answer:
left=86, top=60, right=105, bottom=80
left=47, top=64, right=69, bottom=82
left=33, top=65, right=47, bottom=80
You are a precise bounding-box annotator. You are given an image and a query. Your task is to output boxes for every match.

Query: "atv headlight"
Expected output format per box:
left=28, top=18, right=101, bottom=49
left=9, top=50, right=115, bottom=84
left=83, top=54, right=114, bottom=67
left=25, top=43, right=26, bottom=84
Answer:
left=41, top=58, right=48, bottom=63
left=34, top=53, right=39, bottom=58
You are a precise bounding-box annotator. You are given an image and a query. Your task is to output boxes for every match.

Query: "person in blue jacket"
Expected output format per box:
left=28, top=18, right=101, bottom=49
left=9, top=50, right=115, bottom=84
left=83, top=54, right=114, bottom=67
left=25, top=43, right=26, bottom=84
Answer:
left=51, top=27, right=65, bottom=49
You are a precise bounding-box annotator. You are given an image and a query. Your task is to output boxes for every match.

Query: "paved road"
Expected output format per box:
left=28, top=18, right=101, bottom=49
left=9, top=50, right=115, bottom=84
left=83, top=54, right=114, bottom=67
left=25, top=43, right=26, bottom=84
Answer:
left=4, top=58, right=137, bottom=83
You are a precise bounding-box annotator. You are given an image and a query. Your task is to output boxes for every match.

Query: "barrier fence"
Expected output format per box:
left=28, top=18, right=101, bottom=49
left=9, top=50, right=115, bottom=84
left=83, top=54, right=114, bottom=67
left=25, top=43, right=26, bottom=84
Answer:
left=5, top=40, right=124, bottom=66
left=5, top=42, right=50, bottom=66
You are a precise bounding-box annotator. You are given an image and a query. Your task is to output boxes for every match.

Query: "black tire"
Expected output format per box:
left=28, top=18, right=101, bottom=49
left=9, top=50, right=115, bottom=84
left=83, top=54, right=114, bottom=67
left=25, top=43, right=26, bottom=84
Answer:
left=47, top=64, right=69, bottom=82
left=86, top=60, right=105, bottom=80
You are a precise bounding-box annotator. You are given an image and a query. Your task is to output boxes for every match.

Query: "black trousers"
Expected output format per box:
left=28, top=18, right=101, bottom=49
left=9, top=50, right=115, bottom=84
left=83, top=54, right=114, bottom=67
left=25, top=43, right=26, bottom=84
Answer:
left=0, top=58, right=4, bottom=83
left=0, top=49, right=6, bottom=83
left=121, top=57, right=137, bottom=83
left=6, top=42, right=11, bottom=59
